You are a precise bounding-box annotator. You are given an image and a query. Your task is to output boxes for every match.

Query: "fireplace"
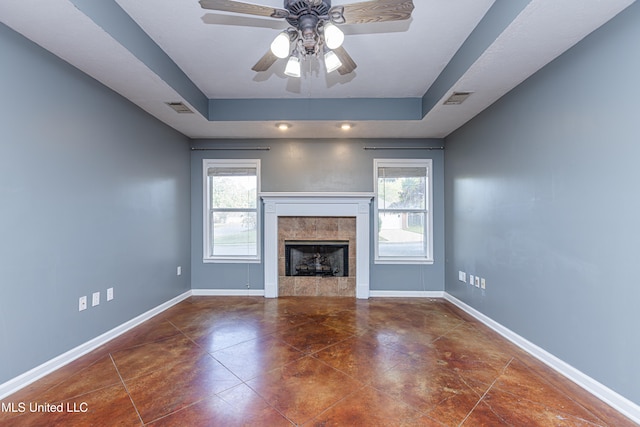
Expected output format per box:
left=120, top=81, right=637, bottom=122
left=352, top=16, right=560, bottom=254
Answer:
left=278, top=217, right=355, bottom=296
left=261, top=192, right=374, bottom=299
left=285, top=240, right=349, bottom=277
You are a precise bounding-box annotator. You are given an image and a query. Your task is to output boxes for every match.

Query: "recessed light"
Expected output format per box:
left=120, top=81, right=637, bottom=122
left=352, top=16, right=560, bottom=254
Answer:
left=340, top=123, right=352, bottom=130
left=276, top=123, right=290, bottom=130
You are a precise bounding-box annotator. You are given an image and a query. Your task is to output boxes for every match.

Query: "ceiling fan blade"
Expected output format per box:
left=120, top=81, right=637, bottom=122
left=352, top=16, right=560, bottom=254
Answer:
left=333, top=0, right=414, bottom=24
left=251, top=49, right=279, bottom=72
left=199, top=0, right=289, bottom=19
left=333, top=46, right=357, bottom=75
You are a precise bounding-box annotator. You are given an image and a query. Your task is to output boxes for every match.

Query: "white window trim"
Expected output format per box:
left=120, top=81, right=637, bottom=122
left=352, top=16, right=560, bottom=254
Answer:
left=202, top=159, right=261, bottom=263
left=374, top=158, right=434, bottom=264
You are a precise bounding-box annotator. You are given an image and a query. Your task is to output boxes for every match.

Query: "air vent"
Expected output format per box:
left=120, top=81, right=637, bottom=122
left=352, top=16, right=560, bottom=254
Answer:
left=165, top=102, right=194, bottom=114
left=443, top=92, right=473, bottom=105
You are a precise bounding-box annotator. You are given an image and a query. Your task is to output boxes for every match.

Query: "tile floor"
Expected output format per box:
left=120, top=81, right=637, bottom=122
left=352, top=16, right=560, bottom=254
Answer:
left=1, top=297, right=636, bottom=426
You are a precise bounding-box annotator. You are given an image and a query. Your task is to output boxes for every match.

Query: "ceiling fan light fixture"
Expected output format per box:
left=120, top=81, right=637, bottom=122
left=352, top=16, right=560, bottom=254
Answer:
left=270, top=31, right=291, bottom=59
left=323, top=22, right=344, bottom=49
left=284, top=55, right=301, bottom=78
left=324, top=50, right=342, bottom=73
left=201, top=0, right=416, bottom=78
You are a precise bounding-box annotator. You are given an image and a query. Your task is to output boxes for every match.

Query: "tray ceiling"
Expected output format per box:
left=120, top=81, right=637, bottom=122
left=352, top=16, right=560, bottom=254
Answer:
left=0, top=0, right=635, bottom=139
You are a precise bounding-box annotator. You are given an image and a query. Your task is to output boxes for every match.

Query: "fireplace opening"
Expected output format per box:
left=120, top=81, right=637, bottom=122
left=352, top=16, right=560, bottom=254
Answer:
left=285, top=240, right=349, bottom=277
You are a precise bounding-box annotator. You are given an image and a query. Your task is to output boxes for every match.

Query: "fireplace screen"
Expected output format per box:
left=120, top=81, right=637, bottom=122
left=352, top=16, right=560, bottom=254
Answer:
left=285, top=240, right=349, bottom=277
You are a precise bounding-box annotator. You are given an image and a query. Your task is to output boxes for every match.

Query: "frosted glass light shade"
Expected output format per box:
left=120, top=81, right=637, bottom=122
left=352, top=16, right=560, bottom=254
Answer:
left=324, top=23, right=344, bottom=49
left=324, top=50, right=342, bottom=73
left=270, top=32, right=290, bottom=59
left=284, top=56, right=301, bottom=77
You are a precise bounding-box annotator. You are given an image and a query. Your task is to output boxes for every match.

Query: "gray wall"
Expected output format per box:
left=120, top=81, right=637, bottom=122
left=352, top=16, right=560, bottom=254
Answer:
left=444, top=2, right=640, bottom=405
left=190, top=139, right=445, bottom=292
left=0, top=24, right=191, bottom=384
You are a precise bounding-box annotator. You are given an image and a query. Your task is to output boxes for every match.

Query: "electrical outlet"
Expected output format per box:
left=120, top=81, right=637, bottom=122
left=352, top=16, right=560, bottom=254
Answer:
left=92, top=291, right=100, bottom=307
left=107, top=287, right=114, bottom=301
left=79, top=296, right=87, bottom=311
left=475, top=276, right=480, bottom=288
left=481, top=278, right=486, bottom=289
left=458, top=271, right=466, bottom=282
left=177, top=266, right=182, bottom=276
left=469, top=275, right=474, bottom=286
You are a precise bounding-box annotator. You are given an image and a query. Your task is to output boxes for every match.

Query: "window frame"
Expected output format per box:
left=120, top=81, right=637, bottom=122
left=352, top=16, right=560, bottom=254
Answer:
left=373, top=158, right=433, bottom=264
left=202, top=159, right=261, bottom=263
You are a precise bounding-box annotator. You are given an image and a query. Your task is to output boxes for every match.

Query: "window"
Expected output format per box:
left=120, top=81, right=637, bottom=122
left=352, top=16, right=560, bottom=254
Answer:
left=203, top=159, right=260, bottom=262
left=374, top=159, right=433, bottom=263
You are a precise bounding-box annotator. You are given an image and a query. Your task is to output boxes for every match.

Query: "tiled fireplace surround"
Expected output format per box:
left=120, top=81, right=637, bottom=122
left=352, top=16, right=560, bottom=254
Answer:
left=262, top=193, right=374, bottom=299
left=278, top=216, right=356, bottom=297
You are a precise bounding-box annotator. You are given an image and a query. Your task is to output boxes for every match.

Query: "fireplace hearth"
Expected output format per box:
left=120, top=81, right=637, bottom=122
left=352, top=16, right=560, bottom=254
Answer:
left=285, top=240, right=349, bottom=277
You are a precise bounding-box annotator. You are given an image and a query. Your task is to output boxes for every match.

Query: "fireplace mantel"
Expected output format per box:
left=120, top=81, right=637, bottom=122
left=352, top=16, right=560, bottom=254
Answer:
left=261, top=192, right=374, bottom=299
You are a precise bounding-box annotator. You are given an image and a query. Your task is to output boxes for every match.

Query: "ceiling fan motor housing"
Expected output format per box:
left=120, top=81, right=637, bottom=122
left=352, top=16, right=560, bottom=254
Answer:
left=284, top=0, right=331, bottom=24
left=284, top=0, right=332, bottom=54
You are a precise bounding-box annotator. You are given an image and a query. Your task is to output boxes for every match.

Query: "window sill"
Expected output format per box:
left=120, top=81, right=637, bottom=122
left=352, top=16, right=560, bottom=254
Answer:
left=374, top=258, right=434, bottom=265
left=203, top=258, right=261, bottom=264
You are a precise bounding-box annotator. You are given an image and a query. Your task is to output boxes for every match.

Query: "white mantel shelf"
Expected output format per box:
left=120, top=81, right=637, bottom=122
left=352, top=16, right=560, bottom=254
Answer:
left=261, top=192, right=374, bottom=299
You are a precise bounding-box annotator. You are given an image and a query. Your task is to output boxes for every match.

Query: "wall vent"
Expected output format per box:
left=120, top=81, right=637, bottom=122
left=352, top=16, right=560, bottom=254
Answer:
left=165, top=102, right=194, bottom=114
left=443, top=92, right=473, bottom=105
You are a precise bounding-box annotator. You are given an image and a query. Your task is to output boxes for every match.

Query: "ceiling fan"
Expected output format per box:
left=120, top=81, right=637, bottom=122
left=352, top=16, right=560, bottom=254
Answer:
left=199, top=0, right=415, bottom=77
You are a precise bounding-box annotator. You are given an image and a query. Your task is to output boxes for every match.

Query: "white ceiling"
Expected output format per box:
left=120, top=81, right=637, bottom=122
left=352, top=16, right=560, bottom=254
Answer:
left=117, top=0, right=493, bottom=99
left=0, top=0, right=635, bottom=140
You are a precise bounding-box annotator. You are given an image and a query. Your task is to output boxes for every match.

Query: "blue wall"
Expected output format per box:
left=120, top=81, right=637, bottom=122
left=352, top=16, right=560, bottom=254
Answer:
left=190, top=139, right=445, bottom=293
left=0, top=24, right=191, bottom=384
left=444, top=2, right=640, bottom=405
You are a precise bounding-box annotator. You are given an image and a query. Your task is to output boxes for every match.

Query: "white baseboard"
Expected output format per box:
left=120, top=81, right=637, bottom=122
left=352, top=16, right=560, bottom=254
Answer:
left=443, top=293, right=640, bottom=424
left=0, top=290, right=192, bottom=400
left=191, top=289, right=265, bottom=296
left=192, top=289, right=439, bottom=298
left=369, top=290, right=445, bottom=298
